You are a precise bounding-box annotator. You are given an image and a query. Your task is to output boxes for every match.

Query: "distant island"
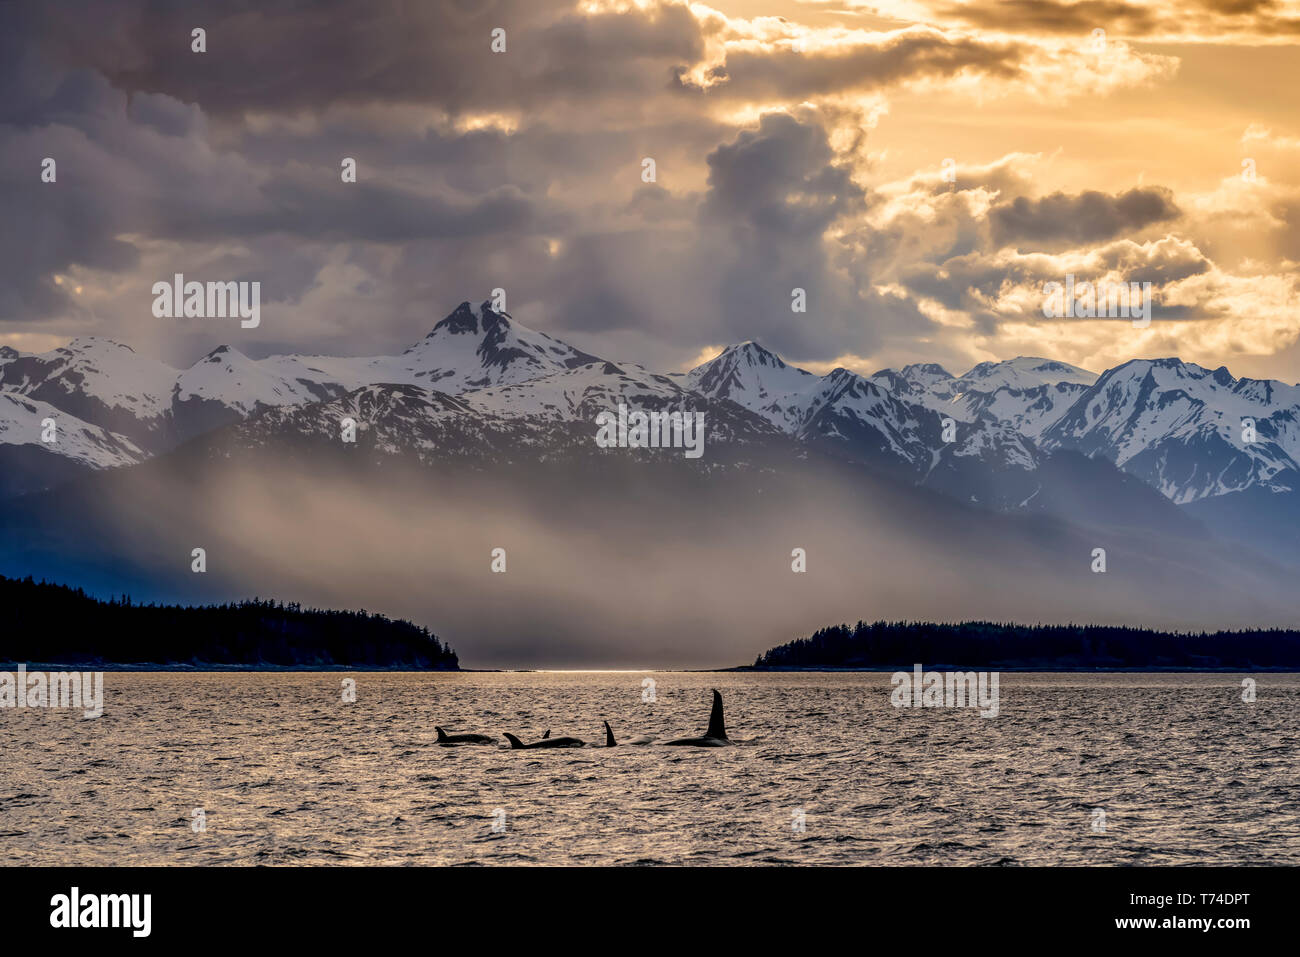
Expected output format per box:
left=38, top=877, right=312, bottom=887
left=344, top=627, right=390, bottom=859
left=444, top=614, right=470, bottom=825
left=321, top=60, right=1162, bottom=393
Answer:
left=747, top=620, right=1300, bottom=671
left=0, top=575, right=458, bottom=669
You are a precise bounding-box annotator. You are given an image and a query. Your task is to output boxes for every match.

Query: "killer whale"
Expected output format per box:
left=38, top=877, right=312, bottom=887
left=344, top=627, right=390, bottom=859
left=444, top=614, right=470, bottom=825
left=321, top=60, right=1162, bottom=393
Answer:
left=503, top=732, right=585, bottom=749
left=435, top=726, right=496, bottom=746
left=663, top=689, right=732, bottom=746
left=600, top=722, right=654, bottom=746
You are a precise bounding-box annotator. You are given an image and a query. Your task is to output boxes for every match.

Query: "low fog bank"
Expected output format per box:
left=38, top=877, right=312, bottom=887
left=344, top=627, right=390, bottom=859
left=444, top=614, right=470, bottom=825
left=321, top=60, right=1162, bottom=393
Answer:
left=4, top=448, right=1298, bottom=668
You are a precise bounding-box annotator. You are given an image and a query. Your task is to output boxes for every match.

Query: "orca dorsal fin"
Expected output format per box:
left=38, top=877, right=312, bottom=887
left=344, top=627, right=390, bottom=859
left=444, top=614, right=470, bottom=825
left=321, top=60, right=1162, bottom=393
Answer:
left=604, top=721, right=616, bottom=747
left=542, top=729, right=550, bottom=738
left=435, top=726, right=449, bottom=743
left=705, top=689, right=727, bottom=740
left=503, top=733, right=525, bottom=749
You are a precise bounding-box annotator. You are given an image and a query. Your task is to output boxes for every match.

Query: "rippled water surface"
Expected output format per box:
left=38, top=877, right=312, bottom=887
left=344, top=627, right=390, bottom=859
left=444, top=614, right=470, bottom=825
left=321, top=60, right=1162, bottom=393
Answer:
left=2, top=672, right=1298, bottom=865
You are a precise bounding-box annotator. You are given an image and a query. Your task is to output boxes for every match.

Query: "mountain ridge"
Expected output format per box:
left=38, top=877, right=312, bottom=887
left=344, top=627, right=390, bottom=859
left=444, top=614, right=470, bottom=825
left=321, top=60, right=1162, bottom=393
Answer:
left=5, top=300, right=1299, bottom=527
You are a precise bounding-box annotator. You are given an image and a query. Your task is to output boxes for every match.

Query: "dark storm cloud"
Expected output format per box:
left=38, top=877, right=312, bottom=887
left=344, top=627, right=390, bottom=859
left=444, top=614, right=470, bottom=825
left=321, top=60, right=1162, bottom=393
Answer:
left=674, top=28, right=1024, bottom=99
left=0, top=61, right=146, bottom=318
left=6, top=0, right=943, bottom=368
left=899, top=253, right=1013, bottom=312
left=0, top=55, right=546, bottom=322
left=19, top=0, right=705, bottom=117
left=623, top=183, right=698, bottom=223
left=127, top=92, right=205, bottom=138
left=939, top=0, right=1161, bottom=34
left=155, top=175, right=543, bottom=244
left=0, top=0, right=715, bottom=333
left=696, top=112, right=929, bottom=358
left=1, top=0, right=1255, bottom=371
left=702, top=111, right=864, bottom=352
left=704, top=112, right=866, bottom=237
left=936, top=0, right=1300, bottom=37
left=989, top=187, right=1181, bottom=248
left=520, top=111, right=931, bottom=364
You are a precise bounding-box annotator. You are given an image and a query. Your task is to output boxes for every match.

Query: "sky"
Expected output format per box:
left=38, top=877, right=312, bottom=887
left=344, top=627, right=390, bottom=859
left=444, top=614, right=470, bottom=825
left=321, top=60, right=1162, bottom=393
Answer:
left=2, top=0, right=1298, bottom=380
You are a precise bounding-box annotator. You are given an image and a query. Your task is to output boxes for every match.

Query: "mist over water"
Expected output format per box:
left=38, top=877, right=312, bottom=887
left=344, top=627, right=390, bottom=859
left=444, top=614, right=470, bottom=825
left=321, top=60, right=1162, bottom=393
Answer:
left=2, top=672, right=1296, bottom=866
left=8, top=449, right=1300, bottom=670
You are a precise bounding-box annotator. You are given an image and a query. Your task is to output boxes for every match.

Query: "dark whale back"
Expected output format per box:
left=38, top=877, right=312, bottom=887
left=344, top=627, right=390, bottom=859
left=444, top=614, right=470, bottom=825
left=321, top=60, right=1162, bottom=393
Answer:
left=662, top=689, right=733, bottom=746
left=437, top=726, right=495, bottom=744
left=504, top=732, right=585, bottom=749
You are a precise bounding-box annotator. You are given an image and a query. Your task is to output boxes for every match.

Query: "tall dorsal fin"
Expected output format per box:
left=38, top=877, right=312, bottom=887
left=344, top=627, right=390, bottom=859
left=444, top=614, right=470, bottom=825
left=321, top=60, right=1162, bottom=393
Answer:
left=705, top=689, right=727, bottom=740
left=542, top=729, right=550, bottom=738
left=604, top=721, right=616, bottom=747
left=435, top=726, right=449, bottom=743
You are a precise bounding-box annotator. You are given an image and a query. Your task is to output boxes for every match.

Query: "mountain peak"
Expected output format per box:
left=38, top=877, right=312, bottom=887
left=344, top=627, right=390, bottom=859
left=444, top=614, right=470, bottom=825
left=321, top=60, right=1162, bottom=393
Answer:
left=689, top=340, right=811, bottom=393
left=200, top=344, right=246, bottom=362
left=1106, top=357, right=1211, bottom=382
left=899, top=361, right=953, bottom=380
left=387, top=299, right=602, bottom=391
left=685, top=340, right=818, bottom=430
left=433, top=300, right=480, bottom=336
left=956, top=356, right=1097, bottom=391
left=713, top=340, right=789, bottom=368
left=428, top=299, right=513, bottom=339
left=62, top=336, right=138, bottom=355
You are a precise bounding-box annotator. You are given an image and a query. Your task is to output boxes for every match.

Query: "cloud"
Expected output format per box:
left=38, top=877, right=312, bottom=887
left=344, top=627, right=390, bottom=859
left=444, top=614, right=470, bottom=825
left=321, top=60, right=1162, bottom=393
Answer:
left=674, top=26, right=1025, bottom=98
left=20, top=0, right=705, bottom=117
left=989, top=187, right=1181, bottom=248
left=0, top=0, right=1296, bottom=383
left=846, top=0, right=1300, bottom=43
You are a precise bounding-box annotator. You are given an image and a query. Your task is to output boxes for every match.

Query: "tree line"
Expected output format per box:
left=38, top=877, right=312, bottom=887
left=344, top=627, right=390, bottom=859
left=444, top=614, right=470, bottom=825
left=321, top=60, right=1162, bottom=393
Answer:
left=752, top=620, right=1300, bottom=670
left=0, top=575, right=458, bottom=669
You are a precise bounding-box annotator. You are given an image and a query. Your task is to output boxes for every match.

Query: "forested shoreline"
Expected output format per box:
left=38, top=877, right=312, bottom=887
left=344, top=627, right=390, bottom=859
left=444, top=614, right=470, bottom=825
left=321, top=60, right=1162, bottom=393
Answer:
left=0, top=575, right=458, bottom=669
left=750, top=620, right=1300, bottom=671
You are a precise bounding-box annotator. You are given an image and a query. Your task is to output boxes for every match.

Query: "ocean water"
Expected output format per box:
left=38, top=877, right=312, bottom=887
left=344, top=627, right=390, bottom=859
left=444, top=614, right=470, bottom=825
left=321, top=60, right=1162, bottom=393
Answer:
left=2, top=671, right=1297, bottom=865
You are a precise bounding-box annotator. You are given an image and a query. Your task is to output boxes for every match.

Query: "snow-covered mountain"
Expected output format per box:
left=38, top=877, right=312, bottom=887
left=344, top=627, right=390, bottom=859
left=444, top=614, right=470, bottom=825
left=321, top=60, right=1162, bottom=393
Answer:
left=682, top=345, right=1299, bottom=520
left=1041, top=358, right=1300, bottom=503
left=170, top=300, right=608, bottom=438
left=685, top=341, right=821, bottom=431
left=5, top=301, right=1299, bottom=531
left=230, top=383, right=564, bottom=465
left=0, top=391, right=146, bottom=496
left=1, top=300, right=603, bottom=447
left=683, top=348, right=1027, bottom=488
left=9, top=312, right=1300, bottom=652
left=0, top=338, right=176, bottom=446
left=795, top=368, right=940, bottom=471
left=379, top=300, right=602, bottom=392
left=0, top=391, right=145, bottom=467
left=867, top=362, right=958, bottom=408
left=868, top=357, right=1096, bottom=430
left=951, top=357, right=1098, bottom=393
left=687, top=350, right=1074, bottom=492
left=0, top=300, right=610, bottom=489
left=471, top=360, right=690, bottom=422
left=947, top=381, right=1093, bottom=440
